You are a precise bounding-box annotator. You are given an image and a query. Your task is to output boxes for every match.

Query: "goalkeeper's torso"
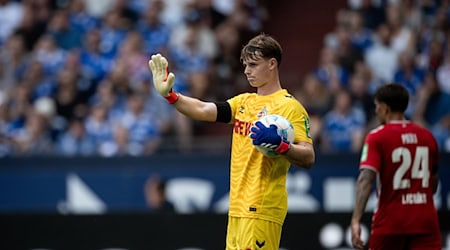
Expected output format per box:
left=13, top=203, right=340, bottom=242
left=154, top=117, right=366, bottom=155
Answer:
left=226, top=89, right=312, bottom=225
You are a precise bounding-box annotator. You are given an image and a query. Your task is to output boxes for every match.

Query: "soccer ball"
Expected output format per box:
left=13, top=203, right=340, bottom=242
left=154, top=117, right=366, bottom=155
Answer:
left=253, top=114, right=295, bottom=158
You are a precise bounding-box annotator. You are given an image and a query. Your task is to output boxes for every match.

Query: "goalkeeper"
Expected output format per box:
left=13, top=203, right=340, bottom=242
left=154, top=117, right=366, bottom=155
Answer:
left=149, top=33, right=315, bottom=249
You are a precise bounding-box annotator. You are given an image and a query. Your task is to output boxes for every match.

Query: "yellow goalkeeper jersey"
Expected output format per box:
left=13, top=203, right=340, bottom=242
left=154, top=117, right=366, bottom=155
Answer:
left=226, top=89, right=312, bottom=225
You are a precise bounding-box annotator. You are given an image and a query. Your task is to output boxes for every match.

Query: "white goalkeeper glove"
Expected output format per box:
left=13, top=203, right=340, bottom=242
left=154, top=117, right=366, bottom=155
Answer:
left=148, top=54, right=178, bottom=104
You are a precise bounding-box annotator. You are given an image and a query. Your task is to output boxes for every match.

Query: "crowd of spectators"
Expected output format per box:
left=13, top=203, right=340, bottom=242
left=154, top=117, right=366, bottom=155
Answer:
left=0, top=0, right=268, bottom=156
left=0, top=0, right=449, bottom=157
left=294, top=0, right=450, bottom=153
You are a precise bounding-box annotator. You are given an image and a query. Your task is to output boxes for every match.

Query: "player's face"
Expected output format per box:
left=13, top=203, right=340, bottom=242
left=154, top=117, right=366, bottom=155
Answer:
left=242, top=56, right=274, bottom=87
left=374, top=100, right=387, bottom=124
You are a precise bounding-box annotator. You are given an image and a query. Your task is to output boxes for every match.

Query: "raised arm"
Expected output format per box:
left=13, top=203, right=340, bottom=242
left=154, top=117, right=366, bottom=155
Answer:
left=149, top=54, right=217, bottom=122
left=172, top=94, right=217, bottom=122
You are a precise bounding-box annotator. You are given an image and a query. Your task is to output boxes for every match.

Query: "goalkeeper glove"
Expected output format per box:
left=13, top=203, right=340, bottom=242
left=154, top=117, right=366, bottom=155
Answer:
left=250, top=121, right=291, bottom=154
left=148, top=54, right=178, bottom=104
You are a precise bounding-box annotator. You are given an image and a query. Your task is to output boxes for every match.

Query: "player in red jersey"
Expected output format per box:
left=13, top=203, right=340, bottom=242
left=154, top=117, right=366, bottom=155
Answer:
left=351, top=84, right=441, bottom=250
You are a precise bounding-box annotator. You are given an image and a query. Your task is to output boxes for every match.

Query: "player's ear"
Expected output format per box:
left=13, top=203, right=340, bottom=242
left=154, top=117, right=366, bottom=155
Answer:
left=380, top=102, right=390, bottom=115
left=268, top=58, right=277, bottom=70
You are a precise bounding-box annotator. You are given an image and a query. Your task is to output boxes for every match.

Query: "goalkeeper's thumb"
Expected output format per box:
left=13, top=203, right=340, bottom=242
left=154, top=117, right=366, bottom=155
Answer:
left=157, top=72, right=175, bottom=97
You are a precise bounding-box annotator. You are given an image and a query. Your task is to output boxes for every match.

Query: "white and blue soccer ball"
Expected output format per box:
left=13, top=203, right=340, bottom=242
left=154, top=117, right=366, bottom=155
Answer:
left=253, top=114, right=295, bottom=158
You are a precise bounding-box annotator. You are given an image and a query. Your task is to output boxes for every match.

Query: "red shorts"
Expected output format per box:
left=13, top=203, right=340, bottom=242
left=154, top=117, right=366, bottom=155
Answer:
left=369, top=232, right=441, bottom=250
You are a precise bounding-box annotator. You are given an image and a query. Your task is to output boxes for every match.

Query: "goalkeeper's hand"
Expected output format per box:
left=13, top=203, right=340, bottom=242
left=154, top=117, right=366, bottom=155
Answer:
left=148, top=54, right=178, bottom=104
left=250, top=121, right=291, bottom=154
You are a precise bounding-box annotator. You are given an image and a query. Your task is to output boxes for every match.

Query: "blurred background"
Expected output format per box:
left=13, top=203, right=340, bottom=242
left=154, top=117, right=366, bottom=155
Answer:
left=0, top=0, right=449, bottom=249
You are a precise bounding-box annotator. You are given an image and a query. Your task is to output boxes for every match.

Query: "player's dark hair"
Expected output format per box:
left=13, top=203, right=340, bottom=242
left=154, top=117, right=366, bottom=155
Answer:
left=240, top=33, right=282, bottom=67
left=374, top=83, right=409, bottom=113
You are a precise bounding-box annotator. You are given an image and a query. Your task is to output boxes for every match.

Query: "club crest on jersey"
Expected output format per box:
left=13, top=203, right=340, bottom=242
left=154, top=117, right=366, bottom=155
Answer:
left=257, top=106, right=267, bottom=118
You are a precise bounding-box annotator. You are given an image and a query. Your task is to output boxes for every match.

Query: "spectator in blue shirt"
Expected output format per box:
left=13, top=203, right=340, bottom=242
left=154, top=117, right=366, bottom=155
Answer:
left=348, top=10, right=374, bottom=53
left=12, top=105, right=55, bottom=156
left=168, top=23, right=210, bottom=98
left=321, top=89, right=366, bottom=153
left=393, top=50, right=426, bottom=117
left=47, top=9, right=83, bottom=50
left=136, top=0, right=171, bottom=56
left=414, top=72, right=450, bottom=152
left=116, top=31, right=150, bottom=85
left=314, top=47, right=350, bottom=92
left=20, top=60, right=56, bottom=101
left=98, top=10, right=128, bottom=59
left=84, top=103, right=114, bottom=155
left=79, top=28, right=113, bottom=85
left=56, top=117, right=96, bottom=156
left=111, top=92, right=162, bottom=156
left=33, top=34, right=67, bottom=77
left=1, top=83, right=31, bottom=136
left=0, top=33, right=29, bottom=93
left=68, top=0, right=100, bottom=34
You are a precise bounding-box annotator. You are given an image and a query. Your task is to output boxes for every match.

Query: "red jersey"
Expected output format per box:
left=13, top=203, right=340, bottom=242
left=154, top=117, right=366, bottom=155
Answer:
left=359, top=120, right=440, bottom=234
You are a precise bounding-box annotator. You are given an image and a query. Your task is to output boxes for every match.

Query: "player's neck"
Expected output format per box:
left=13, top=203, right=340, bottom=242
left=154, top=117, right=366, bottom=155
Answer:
left=257, top=79, right=282, bottom=96
left=385, top=113, right=406, bottom=123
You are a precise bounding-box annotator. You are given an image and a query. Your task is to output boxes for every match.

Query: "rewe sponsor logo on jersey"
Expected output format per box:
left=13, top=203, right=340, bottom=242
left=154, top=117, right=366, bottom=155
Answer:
left=233, top=119, right=253, bottom=136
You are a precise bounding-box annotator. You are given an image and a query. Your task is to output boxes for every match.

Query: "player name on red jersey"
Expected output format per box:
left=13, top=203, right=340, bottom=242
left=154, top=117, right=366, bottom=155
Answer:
left=402, top=192, right=427, bottom=204
left=401, top=133, right=418, bottom=144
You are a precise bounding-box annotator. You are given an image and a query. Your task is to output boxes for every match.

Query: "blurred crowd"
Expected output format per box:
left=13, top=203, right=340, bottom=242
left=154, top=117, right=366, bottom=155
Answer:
left=295, top=0, right=450, bottom=153
left=0, top=0, right=268, bottom=156
left=0, top=0, right=449, bottom=157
